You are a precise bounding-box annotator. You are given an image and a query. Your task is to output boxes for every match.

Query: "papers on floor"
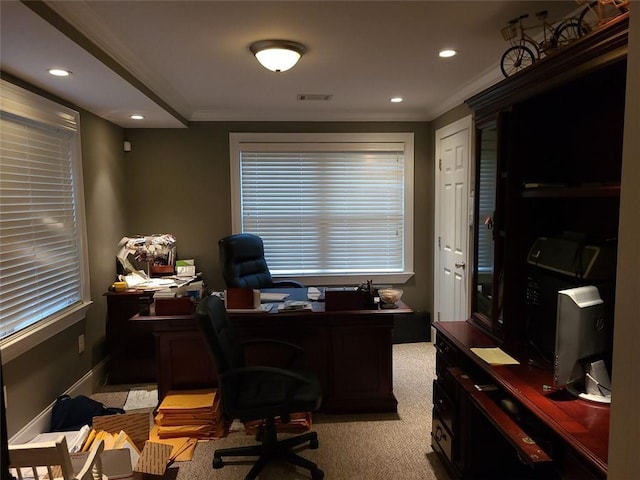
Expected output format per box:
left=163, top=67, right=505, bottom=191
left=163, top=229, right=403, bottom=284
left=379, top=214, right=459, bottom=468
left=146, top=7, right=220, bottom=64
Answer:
left=243, top=412, right=312, bottom=435
left=89, top=412, right=174, bottom=477
left=22, top=412, right=175, bottom=478
left=148, top=426, right=198, bottom=463
left=81, top=426, right=141, bottom=470
left=155, top=389, right=225, bottom=440
left=470, top=347, right=520, bottom=365
left=28, top=425, right=90, bottom=453
left=123, top=387, right=158, bottom=411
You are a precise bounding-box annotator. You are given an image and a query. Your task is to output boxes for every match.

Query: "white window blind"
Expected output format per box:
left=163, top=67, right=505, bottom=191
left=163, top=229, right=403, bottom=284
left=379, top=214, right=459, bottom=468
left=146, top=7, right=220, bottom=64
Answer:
left=1, top=80, right=90, bottom=350
left=477, top=129, right=497, bottom=274
left=231, top=133, right=414, bottom=283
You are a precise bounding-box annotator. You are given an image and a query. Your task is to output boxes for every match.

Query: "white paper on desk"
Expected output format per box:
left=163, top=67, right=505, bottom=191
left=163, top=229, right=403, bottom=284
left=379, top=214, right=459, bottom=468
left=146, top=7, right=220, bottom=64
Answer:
left=307, top=287, right=322, bottom=301
left=278, top=300, right=312, bottom=311
left=227, top=304, right=273, bottom=313
left=470, top=347, right=520, bottom=365
left=261, top=292, right=289, bottom=302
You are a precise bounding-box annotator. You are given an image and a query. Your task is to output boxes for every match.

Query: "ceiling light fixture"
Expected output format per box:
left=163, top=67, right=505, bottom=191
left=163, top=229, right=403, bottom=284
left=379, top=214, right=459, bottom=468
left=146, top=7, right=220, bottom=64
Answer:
left=439, top=49, right=457, bottom=58
left=249, top=40, right=306, bottom=72
left=130, top=114, right=144, bottom=120
left=48, top=68, right=71, bottom=77
left=390, top=97, right=403, bottom=103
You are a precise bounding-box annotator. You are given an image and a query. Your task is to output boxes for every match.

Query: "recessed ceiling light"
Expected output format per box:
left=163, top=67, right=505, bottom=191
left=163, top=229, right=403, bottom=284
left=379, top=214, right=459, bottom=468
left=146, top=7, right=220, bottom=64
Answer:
left=48, top=68, right=71, bottom=77
left=390, top=97, right=403, bottom=103
left=130, top=114, right=144, bottom=120
left=439, top=49, right=457, bottom=58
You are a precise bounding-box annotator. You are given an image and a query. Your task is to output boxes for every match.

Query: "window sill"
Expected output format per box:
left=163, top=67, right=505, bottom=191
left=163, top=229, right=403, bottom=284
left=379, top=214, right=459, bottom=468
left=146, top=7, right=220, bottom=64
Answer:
left=275, top=272, right=415, bottom=287
left=1, top=301, right=93, bottom=365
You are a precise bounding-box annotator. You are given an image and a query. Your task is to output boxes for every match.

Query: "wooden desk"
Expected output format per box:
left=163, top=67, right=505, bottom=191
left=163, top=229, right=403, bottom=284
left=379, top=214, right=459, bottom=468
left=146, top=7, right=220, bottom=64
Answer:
left=133, top=291, right=412, bottom=414
left=105, top=290, right=155, bottom=383
left=433, top=320, right=609, bottom=479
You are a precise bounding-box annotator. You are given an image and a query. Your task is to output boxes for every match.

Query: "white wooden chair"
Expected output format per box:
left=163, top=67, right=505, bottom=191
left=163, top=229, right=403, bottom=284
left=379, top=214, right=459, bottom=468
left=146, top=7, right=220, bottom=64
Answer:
left=8, top=436, right=106, bottom=480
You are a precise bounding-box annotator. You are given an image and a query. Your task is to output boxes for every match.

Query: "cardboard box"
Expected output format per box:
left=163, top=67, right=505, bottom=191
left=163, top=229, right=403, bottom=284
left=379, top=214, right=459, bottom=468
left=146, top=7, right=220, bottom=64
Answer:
left=86, top=412, right=173, bottom=479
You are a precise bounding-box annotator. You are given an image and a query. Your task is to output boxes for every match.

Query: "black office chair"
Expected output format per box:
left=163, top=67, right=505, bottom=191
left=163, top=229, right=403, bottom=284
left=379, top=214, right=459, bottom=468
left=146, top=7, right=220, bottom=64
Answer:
left=218, top=233, right=304, bottom=288
left=195, top=295, right=324, bottom=480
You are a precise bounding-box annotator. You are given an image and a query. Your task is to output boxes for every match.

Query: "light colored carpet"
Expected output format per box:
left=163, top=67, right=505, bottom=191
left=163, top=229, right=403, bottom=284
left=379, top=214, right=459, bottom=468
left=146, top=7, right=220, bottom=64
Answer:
left=96, top=342, right=450, bottom=480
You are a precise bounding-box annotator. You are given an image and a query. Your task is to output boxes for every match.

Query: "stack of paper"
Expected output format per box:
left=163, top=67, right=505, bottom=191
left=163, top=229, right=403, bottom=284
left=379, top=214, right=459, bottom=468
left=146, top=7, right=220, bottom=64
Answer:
left=153, top=289, right=176, bottom=298
left=278, top=300, right=312, bottom=311
left=155, top=389, right=225, bottom=440
left=28, top=425, right=91, bottom=453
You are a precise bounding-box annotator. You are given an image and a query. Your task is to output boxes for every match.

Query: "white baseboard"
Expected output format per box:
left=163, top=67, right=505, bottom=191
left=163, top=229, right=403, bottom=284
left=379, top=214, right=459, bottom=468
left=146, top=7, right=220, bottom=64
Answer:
left=9, top=357, right=109, bottom=444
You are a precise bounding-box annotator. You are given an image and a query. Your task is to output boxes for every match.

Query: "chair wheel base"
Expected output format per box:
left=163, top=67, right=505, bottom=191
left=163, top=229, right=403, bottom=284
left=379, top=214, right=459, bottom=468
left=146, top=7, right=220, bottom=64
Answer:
left=213, top=456, right=223, bottom=469
left=309, top=437, right=319, bottom=449
left=312, top=468, right=325, bottom=479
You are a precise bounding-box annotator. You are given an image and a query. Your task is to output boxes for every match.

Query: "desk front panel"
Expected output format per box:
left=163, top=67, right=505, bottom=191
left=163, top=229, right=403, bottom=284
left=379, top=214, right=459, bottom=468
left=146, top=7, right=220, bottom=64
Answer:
left=143, top=301, right=407, bottom=413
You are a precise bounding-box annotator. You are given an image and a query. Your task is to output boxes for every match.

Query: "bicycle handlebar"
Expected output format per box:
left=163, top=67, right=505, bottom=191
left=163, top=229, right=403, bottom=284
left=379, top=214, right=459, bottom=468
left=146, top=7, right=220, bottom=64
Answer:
left=509, top=13, right=529, bottom=24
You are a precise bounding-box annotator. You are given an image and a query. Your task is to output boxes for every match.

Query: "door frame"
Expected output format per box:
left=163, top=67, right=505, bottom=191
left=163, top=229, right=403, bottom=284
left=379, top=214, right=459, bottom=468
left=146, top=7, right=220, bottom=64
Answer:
left=433, top=114, right=474, bottom=341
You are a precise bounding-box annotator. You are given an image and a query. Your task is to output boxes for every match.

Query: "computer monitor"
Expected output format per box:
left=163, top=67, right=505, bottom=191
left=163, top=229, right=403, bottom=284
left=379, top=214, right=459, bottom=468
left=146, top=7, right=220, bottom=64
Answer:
left=554, top=286, right=611, bottom=403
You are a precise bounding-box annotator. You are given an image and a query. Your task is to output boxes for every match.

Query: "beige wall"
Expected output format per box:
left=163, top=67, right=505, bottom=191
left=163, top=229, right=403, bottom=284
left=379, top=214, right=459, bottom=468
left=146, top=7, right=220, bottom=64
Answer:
left=123, top=121, right=434, bottom=316
left=3, top=108, right=126, bottom=437
left=608, top=10, right=640, bottom=478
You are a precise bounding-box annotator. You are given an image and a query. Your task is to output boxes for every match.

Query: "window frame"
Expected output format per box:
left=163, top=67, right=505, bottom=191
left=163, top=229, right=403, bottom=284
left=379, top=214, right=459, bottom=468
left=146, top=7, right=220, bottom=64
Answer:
left=0, top=80, right=92, bottom=364
left=229, top=132, right=415, bottom=286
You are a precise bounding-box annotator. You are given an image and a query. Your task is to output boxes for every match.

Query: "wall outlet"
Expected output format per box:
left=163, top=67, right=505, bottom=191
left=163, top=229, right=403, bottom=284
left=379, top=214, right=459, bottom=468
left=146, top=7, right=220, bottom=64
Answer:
left=78, top=333, right=85, bottom=354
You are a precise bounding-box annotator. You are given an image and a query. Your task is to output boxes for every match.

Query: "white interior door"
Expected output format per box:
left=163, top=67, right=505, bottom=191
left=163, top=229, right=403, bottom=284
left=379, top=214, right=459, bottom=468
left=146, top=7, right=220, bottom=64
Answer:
left=434, top=116, right=472, bottom=335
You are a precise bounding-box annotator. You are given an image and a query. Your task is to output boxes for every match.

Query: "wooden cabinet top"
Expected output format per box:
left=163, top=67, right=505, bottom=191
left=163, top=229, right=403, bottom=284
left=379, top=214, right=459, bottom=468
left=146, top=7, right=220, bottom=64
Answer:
left=435, top=320, right=609, bottom=476
left=466, top=13, right=628, bottom=116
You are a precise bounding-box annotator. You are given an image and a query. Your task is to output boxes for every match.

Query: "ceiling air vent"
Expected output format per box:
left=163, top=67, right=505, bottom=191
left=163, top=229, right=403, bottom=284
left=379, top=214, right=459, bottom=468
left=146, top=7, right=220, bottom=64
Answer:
left=297, top=94, right=333, bottom=101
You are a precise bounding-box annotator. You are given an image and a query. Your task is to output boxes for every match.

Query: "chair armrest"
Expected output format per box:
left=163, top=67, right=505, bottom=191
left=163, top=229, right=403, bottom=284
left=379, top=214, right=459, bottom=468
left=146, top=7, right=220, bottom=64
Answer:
left=221, top=366, right=312, bottom=386
left=272, top=280, right=305, bottom=288
left=239, top=339, right=304, bottom=367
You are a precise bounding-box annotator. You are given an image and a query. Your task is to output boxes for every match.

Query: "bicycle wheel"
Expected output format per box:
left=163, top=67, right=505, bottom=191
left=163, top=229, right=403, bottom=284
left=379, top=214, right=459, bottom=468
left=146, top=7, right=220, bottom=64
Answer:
left=577, top=0, right=628, bottom=36
left=554, top=20, right=587, bottom=48
left=500, top=45, right=536, bottom=77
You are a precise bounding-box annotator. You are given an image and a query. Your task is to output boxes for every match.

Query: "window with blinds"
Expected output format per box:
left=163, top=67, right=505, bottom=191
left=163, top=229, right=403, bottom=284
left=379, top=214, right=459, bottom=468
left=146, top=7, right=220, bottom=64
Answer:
left=230, top=133, right=414, bottom=284
left=0, top=80, right=90, bottom=356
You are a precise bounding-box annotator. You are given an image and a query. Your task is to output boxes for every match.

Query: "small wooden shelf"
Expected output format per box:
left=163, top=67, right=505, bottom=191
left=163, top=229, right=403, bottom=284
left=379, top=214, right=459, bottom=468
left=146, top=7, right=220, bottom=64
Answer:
left=521, top=185, right=621, bottom=199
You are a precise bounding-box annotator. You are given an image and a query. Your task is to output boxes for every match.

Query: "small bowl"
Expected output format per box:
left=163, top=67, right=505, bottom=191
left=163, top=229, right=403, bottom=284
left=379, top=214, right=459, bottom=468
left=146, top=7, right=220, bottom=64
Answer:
left=378, top=288, right=403, bottom=308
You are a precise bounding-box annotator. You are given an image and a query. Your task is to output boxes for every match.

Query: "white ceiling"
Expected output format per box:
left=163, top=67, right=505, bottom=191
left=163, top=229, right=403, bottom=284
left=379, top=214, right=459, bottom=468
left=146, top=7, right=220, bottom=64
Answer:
left=0, top=1, right=580, bottom=128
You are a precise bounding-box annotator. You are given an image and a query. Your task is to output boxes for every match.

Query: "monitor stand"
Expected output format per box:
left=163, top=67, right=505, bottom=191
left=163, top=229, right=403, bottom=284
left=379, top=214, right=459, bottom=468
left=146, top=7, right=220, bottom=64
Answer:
left=567, top=359, right=611, bottom=404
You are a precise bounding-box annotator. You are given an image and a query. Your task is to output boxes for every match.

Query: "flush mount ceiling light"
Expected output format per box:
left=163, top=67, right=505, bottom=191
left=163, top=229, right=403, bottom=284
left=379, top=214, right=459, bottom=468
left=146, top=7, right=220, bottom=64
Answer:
left=250, top=40, right=306, bottom=72
left=129, top=114, right=144, bottom=120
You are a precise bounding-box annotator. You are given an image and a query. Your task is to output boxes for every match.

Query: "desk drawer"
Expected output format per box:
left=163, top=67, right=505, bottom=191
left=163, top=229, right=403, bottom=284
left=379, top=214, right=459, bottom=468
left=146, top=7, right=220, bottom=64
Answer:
left=432, top=414, right=454, bottom=464
left=435, top=334, right=458, bottom=376
left=433, top=379, right=454, bottom=432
